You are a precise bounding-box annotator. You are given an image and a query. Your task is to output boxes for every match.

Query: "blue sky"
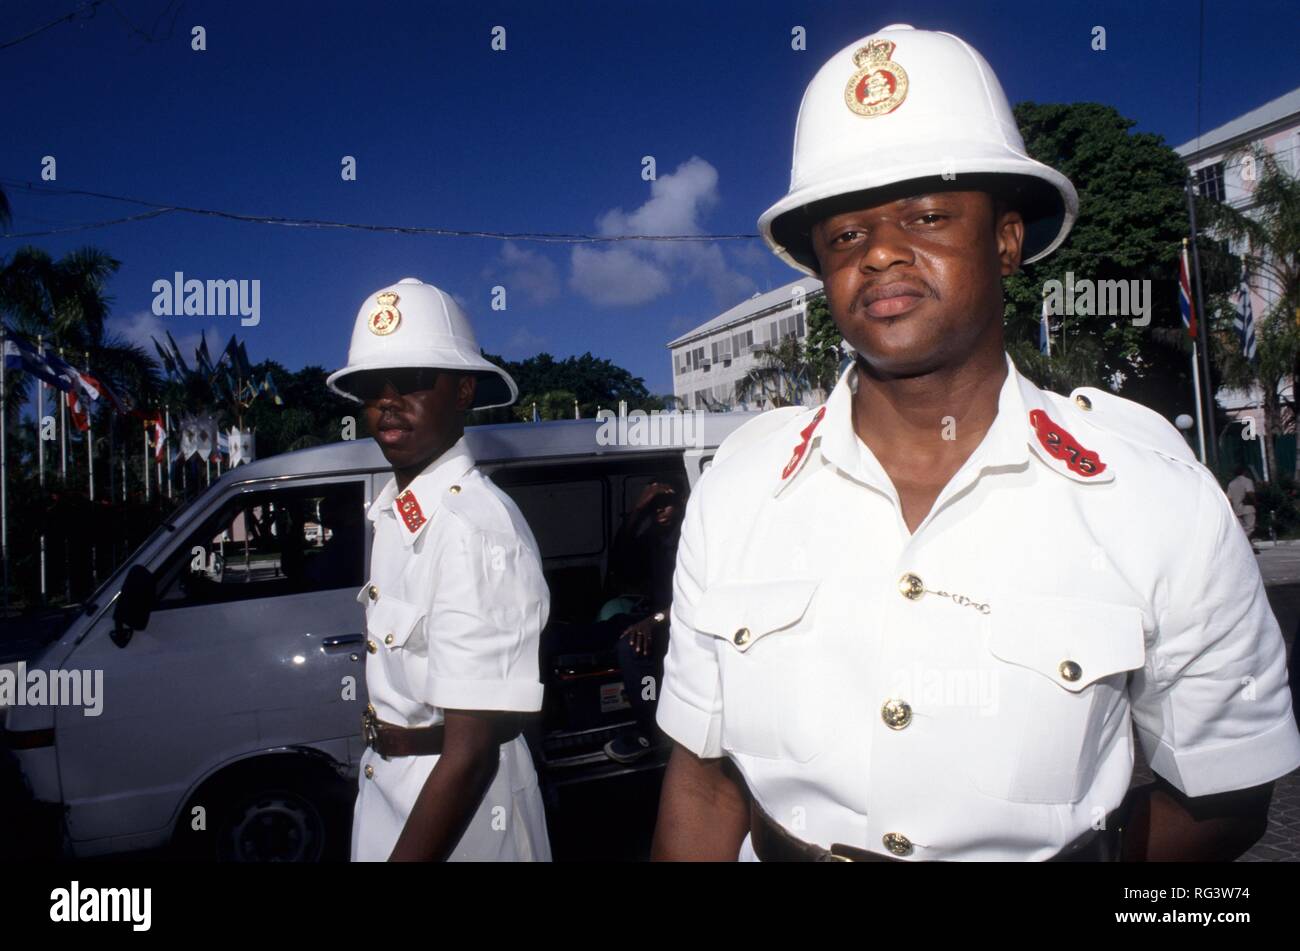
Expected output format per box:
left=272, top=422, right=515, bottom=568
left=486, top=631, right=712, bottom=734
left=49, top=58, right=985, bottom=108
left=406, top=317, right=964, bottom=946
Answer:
left=3, top=0, right=1298, bottom=395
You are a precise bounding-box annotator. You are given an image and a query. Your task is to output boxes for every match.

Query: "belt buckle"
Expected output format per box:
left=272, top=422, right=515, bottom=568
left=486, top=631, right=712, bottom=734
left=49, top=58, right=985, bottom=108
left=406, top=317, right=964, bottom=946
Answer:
left=361, top=705, right=380, bottom=750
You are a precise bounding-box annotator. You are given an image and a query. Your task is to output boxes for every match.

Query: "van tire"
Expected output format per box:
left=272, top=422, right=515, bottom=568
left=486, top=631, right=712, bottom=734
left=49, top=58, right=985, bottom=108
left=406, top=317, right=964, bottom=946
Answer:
left=173, top=760, right=353, bottom=863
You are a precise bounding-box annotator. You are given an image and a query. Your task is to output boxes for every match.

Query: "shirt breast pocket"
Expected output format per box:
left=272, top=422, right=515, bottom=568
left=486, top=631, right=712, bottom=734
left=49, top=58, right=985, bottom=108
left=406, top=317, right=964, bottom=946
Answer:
left=968, top=596, right=1146, bottom=803
left=694, top=579, right=826, bottom=763
left=362, top=592, right=428, bottom=699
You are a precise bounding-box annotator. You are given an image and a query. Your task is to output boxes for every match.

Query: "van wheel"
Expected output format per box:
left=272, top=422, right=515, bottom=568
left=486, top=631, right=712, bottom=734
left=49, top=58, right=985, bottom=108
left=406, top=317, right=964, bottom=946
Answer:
left=175, top=766, right=351, bottom=862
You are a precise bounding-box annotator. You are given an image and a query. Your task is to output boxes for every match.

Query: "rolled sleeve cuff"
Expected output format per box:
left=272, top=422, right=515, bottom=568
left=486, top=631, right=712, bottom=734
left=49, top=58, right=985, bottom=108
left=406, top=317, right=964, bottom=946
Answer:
left=656, top=684, right=724, bottom=759
left=1138, top=716, right=1300, bottom=798
left=428, top=676, right=544, bottom=713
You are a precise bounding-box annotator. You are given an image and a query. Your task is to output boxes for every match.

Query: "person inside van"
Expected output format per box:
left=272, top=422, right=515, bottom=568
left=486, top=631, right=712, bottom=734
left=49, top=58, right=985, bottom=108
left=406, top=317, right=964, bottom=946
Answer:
left=600, top=479, right=684, bottom=764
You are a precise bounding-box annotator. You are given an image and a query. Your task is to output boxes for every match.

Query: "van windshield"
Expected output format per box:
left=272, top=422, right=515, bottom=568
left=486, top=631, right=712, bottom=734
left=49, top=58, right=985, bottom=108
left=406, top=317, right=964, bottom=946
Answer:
left=80, top=491, right=206, bottom=614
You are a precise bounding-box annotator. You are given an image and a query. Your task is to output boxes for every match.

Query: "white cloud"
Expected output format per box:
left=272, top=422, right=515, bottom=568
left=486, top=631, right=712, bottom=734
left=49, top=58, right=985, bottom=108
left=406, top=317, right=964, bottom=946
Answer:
left=570, top=245, right=671, bottom=307
left=502, top=326, right=548, bottom=357
left=569, top=157, right=756, bottom=308
left=489, top=243, right=561, bottom=305
left=106, top=309, right=227, bottom=365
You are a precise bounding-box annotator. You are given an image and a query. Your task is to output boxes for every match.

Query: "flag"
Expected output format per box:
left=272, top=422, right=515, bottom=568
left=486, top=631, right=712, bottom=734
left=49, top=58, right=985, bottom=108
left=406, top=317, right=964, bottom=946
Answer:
left=1178, top=242, right=1198, bottom=339
left=164, top=331, right=190, bottom=375
left=42, top=348, right=84, bottom=396
left=67, top=390, right=90, bottom=432
left=153, top=338, right=178, bottom=379
left=260, top=371, right=283, bottom=405
left=1233, top=266, right=1257, bottom=362
left=234, top=341, right=252, bottom=380
left=1039, top=293, right=1052, bottom=356
left=217, top=429, right=230, bottom=457
left=196, top=332, right=214, bottom=377
left=2, top=330, right=69, bottom=390
left=145, top=413, right=167, bottom=462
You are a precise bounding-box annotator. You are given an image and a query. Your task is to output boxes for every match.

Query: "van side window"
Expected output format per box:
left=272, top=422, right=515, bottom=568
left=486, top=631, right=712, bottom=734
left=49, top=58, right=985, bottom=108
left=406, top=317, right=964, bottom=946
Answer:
left=154, top=481, right=367, bottom=608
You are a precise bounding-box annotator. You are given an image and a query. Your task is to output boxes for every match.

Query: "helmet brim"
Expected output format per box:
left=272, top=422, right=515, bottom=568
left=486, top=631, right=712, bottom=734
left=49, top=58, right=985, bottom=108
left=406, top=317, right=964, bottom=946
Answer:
left=326, top=360, right=519, bottom=411
left=761, top=163, right=1077, bottom=276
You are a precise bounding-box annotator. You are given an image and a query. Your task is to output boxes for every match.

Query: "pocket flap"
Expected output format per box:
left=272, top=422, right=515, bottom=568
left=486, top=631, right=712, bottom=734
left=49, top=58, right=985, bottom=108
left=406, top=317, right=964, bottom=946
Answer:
left=694, top=579, right=818, bottom=653
left=989, top=596, right=1145, bottom=692
left=365, top=596, right=425, bottom=650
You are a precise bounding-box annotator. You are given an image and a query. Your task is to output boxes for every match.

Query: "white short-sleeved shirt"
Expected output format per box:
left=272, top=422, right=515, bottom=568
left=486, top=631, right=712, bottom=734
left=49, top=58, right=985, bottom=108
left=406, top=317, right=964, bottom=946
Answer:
left=350, top=436, right=552, bottom=862
left=658, top=355, right=1300, bottom=861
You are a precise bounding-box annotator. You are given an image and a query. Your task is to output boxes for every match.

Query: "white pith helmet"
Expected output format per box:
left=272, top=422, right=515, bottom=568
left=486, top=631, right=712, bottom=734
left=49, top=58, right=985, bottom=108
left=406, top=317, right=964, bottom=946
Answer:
left=759, top=24, right=1078, bottom=275
left=327, top=277, right=518, bottom=410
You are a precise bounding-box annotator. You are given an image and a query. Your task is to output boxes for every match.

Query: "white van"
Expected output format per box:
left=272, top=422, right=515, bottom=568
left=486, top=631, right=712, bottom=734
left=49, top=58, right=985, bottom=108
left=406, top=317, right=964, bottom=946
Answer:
left=3, top=414, right=755, bottom=860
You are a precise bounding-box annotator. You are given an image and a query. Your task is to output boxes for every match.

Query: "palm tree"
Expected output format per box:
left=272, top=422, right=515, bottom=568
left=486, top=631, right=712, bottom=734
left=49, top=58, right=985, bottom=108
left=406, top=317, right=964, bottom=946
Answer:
left=1199, top=144, right=1300, bottom=478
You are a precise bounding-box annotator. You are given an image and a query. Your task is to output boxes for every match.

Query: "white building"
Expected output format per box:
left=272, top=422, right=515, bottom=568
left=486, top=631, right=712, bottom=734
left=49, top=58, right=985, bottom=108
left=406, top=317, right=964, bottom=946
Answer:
left=667, top=278, right=824, bottom=411
left=1176, top=86, right=1300, bottom=467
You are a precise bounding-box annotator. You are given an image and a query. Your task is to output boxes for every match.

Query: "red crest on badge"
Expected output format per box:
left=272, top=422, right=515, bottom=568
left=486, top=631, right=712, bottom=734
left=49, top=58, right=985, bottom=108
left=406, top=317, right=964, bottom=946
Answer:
left=396, top=489, right=426, bottom=532
left=781, top=407, right=827, bottom=480
left=1029, top=409, right=1106, bottom=477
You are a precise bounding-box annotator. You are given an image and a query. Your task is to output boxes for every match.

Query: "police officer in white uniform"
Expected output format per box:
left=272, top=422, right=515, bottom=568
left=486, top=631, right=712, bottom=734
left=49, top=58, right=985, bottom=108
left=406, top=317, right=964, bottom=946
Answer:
left=329, top=278, right=551, bottom=862
left=652, top=25, right=1300, bottom=862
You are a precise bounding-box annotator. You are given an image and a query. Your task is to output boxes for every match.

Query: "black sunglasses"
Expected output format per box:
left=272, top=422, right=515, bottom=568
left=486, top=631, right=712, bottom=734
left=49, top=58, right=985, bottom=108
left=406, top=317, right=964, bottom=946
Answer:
left=348, top=368, right=441, bottom=402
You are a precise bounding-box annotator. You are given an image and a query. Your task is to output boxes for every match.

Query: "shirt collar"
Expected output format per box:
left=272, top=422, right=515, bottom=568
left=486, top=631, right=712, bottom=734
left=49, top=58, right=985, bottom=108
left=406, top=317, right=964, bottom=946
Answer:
left=368, top=436, right=477, bottom=546
left=774, top=353, right=1114, bottom=496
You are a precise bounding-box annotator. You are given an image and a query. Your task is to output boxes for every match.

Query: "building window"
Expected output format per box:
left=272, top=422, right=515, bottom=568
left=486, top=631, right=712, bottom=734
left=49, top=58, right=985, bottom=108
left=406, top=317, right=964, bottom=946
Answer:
left=733, top=329, right=754, bottom=355
left=1194, top=162, right=1225, bottom=202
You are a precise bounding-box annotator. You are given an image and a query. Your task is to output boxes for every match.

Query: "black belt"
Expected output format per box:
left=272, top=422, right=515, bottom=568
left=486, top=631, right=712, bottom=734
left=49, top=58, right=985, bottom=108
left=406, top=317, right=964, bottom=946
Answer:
left=362, top=705, right=445, bottom=757
left=361, top=704, right=523, bottom=758
left=750, top=799, right=1125, bottom=862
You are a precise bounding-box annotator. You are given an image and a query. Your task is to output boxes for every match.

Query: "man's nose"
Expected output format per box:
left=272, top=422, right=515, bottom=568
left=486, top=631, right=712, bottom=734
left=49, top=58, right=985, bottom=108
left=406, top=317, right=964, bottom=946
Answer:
left=856, top=222, right=914, bottom=272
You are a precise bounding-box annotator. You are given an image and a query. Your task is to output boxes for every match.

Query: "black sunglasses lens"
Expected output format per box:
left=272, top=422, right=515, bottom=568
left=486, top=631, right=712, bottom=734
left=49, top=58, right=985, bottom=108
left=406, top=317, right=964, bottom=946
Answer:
left=353, top=369, right=438, bottom=400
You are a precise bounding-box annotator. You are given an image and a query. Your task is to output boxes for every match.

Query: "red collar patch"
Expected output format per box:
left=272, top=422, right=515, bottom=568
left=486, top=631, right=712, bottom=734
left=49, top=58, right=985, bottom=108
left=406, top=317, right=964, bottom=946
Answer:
left=781, top=407, right=827, bottom=480
left=395, top=489, right=427, bottom=533
left=1029, top=409, right=1106, bottom=477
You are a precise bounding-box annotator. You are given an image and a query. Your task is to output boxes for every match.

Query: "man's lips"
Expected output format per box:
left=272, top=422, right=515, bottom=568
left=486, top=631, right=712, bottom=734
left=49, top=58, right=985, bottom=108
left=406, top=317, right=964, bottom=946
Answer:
left=376, top=419, right=411, bottom=445
left=861, top=281, right=927, bottom=319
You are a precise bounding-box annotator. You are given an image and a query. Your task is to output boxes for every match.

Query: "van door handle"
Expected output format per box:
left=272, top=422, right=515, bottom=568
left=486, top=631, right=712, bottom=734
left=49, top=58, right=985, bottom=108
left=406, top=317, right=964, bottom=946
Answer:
left=323, top=634, right=363, bottom=649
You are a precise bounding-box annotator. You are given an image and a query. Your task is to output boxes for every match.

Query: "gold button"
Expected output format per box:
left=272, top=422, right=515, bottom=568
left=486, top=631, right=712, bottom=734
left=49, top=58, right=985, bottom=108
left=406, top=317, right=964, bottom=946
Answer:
left=384, top=632, right=394, bottom=646
left=882, top=833, right=912, bottom=856
left=367, top=639, right=377, bottom=654
left=898, top=573, right=924, bottom=601
left=881, top=699, right=912, bottom=730
left=364, top=765, right=374, bottom=779
left=449, top=484, right=462, bottom=494
left=1059, top=660, right=1082, bottom=682
left=1074, top=394, right=1092, bottom=411
left=367, top=584, right=379, bottom=601
left=366, top=703, right=376, bottom=715
left=733, top=627, right=751, bottom=646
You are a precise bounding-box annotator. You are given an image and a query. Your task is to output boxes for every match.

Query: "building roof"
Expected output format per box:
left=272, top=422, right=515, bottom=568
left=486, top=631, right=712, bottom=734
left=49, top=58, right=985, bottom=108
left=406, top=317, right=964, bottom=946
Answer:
left=667, top=277, right=824, bottom=349
left=1175, top=86, right=1300, bottom=161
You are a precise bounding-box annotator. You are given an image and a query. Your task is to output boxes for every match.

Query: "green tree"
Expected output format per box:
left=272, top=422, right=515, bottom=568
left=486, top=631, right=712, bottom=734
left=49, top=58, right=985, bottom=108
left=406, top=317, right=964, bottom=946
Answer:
left=475, top=351, right=663, bottom=423
left=1005, top=103, right=1196, bottom=420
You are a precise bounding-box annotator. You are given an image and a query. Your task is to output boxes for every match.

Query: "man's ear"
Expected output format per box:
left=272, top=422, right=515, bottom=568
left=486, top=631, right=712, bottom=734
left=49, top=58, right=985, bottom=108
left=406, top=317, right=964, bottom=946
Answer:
left=456, top=374, right=478, bottom=411
left=997, top=206, right=1025, bottom=276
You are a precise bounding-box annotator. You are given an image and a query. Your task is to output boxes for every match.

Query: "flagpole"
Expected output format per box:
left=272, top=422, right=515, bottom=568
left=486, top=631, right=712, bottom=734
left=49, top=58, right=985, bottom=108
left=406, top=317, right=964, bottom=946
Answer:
left=165, top=407, right=173, bottom=499
left=58, top=347, right=67, bottom=483
left=84, top=352, right=94, bottom=501
left=1190, top=342, right=1208, bottom=464
left=37, top=336, right=45, bottom=488
left=36, top=335, right=46, bottom=606
left=1185, top=178, right=1219, bottom=470
left=1, top=325, right=8, bottom=613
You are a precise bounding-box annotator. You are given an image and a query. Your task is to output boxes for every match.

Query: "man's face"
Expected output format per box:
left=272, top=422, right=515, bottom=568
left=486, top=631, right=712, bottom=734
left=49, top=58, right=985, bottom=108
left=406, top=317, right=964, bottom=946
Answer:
left=358, top=369, right=476, bottom=471
left=809, top=190, right=1024, bottom=377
